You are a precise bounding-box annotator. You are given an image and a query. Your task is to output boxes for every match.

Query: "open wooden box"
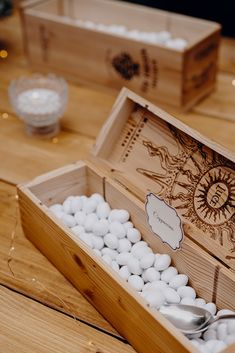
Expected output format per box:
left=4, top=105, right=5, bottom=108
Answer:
left=18, top=88, right=235, bottom=353
left=20, top=0, right=221, bottom=110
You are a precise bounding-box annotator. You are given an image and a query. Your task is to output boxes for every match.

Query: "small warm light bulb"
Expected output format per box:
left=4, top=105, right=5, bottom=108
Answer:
left=232, top=79, right=235, bottom=86
left=2, top=112, right=9, bottom=119
left=52, top=137, right=58, bottom=144
left=0, top=49, right=8, bottom=58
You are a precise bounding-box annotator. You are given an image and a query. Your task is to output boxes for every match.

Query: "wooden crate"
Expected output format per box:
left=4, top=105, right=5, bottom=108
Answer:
left=20, top=0, right=221, bottom=110
left=18, top=88, right=235, bottom=353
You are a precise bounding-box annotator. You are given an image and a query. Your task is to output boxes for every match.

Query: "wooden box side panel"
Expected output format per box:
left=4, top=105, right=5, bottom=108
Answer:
left=22, top=10, right=184, bottom=107
left=182, top=30, right=221, bottom=108
left=17, top=168, right=195, bottom=353
left=105, top=178, right=235, bottom=310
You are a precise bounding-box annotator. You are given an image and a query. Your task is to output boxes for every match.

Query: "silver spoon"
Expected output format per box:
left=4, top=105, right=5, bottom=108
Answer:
left=159, top=304, right=235, bottom=335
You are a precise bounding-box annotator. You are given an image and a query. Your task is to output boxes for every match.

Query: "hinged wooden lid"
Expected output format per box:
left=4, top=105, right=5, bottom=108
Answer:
left=91, top=88, right=235, bottom=270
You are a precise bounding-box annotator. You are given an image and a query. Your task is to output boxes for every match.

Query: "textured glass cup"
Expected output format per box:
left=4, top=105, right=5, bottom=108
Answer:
left=9, top=74, right=68, bottom=138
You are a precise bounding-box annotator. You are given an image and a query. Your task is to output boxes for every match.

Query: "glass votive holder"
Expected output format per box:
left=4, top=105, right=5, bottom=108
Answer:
left=8, top=73, right=68, bottom=138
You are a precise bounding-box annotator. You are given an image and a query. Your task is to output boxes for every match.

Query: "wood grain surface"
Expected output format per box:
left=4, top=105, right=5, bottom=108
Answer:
left=0, top=285, right=134, bottom=353
left=0, top=7, right=235, bottom=353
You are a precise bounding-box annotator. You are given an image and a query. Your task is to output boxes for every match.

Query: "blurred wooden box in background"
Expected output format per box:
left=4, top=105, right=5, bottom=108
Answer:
left=20, top=0, right=221, bottom=110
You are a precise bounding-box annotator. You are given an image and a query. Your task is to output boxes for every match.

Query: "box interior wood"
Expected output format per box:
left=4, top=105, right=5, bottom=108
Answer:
left=27, top=0, right=220, bottom=49
left=92, top=89, right=235, bottom=272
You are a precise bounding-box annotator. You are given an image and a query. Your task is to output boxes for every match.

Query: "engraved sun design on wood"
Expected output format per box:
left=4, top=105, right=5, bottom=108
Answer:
left=137, top=125, right=235, bottom=253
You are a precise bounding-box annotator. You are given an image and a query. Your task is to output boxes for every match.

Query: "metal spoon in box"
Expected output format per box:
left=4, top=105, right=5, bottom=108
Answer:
left=159, top=304, right=235, bottom=335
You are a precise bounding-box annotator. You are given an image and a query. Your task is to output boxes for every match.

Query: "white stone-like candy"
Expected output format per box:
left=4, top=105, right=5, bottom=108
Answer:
left=213, top=341, right=227, bottom=353
left=217, top=323, right=227, bottom=340
left=132, top=246, right=152, bottom=260
left=161, top=266, right=178, bottom=283
left=204, top=302, right=217, bottom=316
left=101, top=248, right=118, bottom=260
left=217, top=309, right=234, bottom=316
left=228, top=320, right=235, bottom=334
left=104, top=233, right=119, bottom=249
left=90, top=193, right=104, bottom=204
left=128, top=275, right=144, bottom=291
left=147, top=280, right=167, bottom=291
left=118, top=238, right=132, bottom=253
left=111, top=261, right=119, bottom=272
left=142, top=267, right=160, bottom=282
left=143, top=290, right=165, bottom=308
left=74, top=211, right=86, bottom=225
left=49, top=204, right=63, bottom=214
left=195, top=298, right=206, bottom=308
left=116, top=252, right=133, bottom=266
left=123, top=221, right=133, bottom=231
left=180, top=297, right=195, bottom=306
left=93, top=248, right=101, bottom=257
left=63, top=196, right=74, bottom=214
left=80, top=195, right=88, bottom=208
left=83, top=199, right=97, bottom=214
left=93, top=219, right=109, bottom=236
left=70, top=196, right=82, bottom=214
left=119, top=265, right=131, bottom=281
left=177, top=286, right=196, bottom=299
left=203, top=329, right=217, bottom=341
left=71, top=225, right=85, bottom=236
left=102, top=254, right=112, bottom=265
left=164, top=287, right=181, bottom=304
left=169, top=274, right=188, bottom=289
left=84, top=213, right=98, bottom=231
left=109, top=221, right=126, bottom=239
left=109, top=209, right=129, bottom=223
left=127, top=257, right=143, bottom=275
left=52, top=210, right=65, bottom=219
left=127, top=228, right=141, bottom=243
left=92, top=235, right=104, bottom=250
left=96, top=202, right=111, bottom=219
left=154, top=254, right=171, bottom=271
left=224, top=334, right=235, bottom=345
left=140, top=253, right=155, bottom=269
left=61, top=214, right=76, bottom=228
left=79, top=232, right=93, bottom=248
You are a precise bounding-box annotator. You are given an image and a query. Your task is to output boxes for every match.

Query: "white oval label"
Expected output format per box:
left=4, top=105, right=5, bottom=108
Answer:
left=145, top=193, right=184, bottom=250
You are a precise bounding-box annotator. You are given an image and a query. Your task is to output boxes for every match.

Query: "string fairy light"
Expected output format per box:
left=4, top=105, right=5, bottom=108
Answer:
left=6, top=194, right=101, bottom=352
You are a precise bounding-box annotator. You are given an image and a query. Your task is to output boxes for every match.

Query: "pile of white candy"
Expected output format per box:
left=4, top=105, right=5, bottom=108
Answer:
left=50, top=193, right=235, bottom=353
left=17, top=88, right=61, bottom=115
left=75, top=19, right=188, bottom=51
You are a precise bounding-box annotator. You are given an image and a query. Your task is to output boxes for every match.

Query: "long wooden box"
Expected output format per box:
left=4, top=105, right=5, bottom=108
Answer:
left=18, top=88, right=235, bottom=353
left=20, top=0, right=221, bottom=110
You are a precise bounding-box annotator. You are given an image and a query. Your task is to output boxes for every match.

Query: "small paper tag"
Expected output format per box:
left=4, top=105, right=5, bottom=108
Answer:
left=145, top=193, right=184, bottom=250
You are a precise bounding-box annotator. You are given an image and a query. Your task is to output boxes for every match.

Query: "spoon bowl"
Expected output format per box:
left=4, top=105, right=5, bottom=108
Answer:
left=159, top=304, right=235, bottom=335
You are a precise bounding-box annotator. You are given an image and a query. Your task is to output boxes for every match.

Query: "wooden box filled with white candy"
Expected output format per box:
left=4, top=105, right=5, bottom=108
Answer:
left=18, top=88, right=235, bottom=353
left=20, top=0, right=221, bottom=110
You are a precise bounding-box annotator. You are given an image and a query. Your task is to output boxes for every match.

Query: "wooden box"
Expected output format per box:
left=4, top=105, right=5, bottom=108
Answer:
left=20, top=0, right=221, bottom=110
left=18, top=88, right=235, bottom=353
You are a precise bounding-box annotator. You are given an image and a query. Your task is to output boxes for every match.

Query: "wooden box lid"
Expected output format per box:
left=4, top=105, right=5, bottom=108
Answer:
left=92, top=88, right=235, bottom=270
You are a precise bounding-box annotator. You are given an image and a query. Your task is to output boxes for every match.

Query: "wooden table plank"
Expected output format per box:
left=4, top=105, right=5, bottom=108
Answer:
left=193, top=72, right=235, bottom=122
left=0, top=285, right=135, bottom=353
left=0, top=115, right=94, bottom=184
left=219, top=37, right=235, bottom=74
left=0, top=181, right=120, bottom=337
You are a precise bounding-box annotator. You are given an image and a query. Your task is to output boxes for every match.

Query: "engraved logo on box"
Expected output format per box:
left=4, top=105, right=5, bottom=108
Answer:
left=106, top=49, right=158, bottom=93
left=146, top=193, right=184, bottom=250
left=116, top=108, right=235, bottom=256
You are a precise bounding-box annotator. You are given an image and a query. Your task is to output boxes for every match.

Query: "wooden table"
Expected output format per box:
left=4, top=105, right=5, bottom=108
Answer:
left=0, top=10, right=235, bottom=353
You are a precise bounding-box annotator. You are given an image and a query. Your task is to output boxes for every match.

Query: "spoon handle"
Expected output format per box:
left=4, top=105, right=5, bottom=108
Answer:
left=184, top=314, right=235, bottom=335
left=213, top=313, right=235, bottom=324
